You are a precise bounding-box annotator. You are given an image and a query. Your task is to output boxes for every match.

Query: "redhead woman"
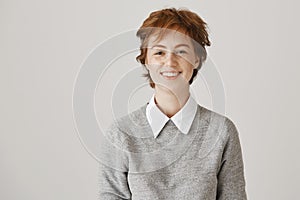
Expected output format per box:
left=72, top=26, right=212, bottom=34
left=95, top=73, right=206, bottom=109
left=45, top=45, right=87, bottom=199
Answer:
left=98, top=8, right=247, bottom=200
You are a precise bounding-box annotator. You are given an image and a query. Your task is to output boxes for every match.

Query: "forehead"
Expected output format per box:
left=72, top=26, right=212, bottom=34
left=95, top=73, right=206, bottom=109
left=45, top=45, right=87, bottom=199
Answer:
left=147, top=29, right=194, bottom=47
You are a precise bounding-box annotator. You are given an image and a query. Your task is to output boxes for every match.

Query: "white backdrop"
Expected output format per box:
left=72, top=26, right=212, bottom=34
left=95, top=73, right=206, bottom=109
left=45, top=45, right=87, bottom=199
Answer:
left=1, top=0, right=299, bottom=199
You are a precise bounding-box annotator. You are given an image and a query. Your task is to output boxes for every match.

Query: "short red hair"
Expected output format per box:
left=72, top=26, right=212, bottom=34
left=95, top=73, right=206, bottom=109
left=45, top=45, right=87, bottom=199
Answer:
left=136, top=8, right=211, bottom=88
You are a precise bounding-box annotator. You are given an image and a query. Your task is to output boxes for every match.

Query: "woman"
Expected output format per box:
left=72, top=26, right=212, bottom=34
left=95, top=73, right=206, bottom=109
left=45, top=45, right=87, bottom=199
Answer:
left=98, top=8, right=247, bottom=200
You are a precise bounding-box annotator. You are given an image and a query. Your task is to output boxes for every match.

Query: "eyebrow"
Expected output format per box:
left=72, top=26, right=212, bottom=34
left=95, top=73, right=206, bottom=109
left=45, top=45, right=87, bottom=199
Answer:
left=150, top=44, right=191, bottom=49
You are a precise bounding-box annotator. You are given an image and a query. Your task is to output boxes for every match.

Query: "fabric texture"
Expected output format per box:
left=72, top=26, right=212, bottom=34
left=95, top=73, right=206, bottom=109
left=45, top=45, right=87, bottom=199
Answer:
left=98, top=103, right=247, bottom=200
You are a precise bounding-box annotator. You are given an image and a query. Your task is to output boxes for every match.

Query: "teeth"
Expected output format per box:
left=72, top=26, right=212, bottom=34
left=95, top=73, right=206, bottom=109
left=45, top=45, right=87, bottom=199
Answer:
left=161, top=72, right=179, bottom=77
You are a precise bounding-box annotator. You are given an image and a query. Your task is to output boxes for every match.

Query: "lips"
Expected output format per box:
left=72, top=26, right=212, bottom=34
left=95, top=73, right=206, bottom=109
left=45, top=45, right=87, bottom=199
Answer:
left=160, top=71, right=182, bottom=79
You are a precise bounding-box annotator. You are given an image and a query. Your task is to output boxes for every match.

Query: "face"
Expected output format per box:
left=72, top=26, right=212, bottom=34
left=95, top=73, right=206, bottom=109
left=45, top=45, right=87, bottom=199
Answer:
left=145, top=30, right=200, bottom=91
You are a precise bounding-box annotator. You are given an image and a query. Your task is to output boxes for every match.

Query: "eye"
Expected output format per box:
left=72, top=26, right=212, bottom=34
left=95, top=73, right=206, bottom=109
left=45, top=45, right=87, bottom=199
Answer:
left=175, top=50, right=187, bottom=55
left=154, top=51, right=164, bottom=56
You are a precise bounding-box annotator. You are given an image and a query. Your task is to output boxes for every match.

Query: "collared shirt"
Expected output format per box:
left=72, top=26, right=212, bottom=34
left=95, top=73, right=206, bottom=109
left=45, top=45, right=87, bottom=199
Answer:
left=146, top=94, right=198, bottom=138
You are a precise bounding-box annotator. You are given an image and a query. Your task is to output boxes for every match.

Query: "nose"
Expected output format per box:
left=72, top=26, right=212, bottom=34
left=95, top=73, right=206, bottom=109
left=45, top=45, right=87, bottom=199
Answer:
left=164, top=51, right=178, bottom=68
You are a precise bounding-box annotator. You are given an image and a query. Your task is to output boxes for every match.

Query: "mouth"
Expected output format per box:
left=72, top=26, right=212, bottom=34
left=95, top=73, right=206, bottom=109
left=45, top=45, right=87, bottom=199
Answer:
left=160, top=71, right=182, bottom=79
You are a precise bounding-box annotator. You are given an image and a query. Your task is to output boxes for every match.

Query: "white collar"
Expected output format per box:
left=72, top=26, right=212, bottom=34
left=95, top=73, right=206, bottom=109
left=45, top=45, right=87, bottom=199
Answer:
left=146, top=94, right=198, bottom=138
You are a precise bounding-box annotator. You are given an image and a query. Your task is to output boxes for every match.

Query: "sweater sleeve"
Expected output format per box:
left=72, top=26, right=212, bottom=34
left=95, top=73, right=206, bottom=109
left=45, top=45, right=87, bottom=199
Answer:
left=216, top=118, right=247, bottom=200
left=97, top=121, right=132, bottom=200
left=98, top=162, right=132, bottom=200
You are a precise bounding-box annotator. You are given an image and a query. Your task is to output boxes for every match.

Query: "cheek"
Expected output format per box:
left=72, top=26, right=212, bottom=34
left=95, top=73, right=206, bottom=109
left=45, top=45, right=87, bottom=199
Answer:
left=181, top=62, right=195, bottom=79
left=185, top=67, right=194, bottom=78
left=146, top=56, right=160, bottom=65
left=145, top=57, right=162, bottom=71
left=179, top=57, right=195, bottom=69
left=181, top=54, right=196, bottom=66
left=145, top=53, right=153, bottom=66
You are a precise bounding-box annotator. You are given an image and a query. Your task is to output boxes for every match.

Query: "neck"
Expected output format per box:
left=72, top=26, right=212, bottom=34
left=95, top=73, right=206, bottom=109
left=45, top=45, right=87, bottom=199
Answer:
left=154, top=85, right=190, bottom=118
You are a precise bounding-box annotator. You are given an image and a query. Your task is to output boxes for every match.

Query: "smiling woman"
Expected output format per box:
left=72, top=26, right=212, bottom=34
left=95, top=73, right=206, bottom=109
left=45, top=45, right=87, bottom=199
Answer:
left=98, top=8, right=247, bottom=200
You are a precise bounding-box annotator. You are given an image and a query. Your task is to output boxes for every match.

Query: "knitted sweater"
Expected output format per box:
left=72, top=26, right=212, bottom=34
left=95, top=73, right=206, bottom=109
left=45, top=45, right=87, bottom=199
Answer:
left=98, top=104, right=247, bottom=200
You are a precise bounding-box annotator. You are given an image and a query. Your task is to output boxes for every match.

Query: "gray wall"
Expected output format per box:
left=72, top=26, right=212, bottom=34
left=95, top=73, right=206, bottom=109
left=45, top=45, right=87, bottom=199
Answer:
left=1, top=0, right=299, bottom=199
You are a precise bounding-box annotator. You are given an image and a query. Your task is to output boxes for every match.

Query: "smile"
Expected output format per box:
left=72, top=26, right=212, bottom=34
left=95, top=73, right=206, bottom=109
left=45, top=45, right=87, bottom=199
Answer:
left=160, top=71, right=181, bottom=79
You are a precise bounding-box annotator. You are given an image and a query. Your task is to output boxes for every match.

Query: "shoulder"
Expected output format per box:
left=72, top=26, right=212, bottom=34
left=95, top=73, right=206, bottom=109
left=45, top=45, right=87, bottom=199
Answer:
left=106, top=104, right=149, bottom=144
left=197, top=104, right=239, bottom=139
left=195, top=105, right=243, bottom=160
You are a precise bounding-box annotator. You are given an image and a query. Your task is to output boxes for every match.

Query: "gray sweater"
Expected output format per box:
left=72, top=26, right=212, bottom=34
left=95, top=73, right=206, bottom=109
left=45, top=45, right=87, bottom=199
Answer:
left=98, top=104, right=247, bottom=200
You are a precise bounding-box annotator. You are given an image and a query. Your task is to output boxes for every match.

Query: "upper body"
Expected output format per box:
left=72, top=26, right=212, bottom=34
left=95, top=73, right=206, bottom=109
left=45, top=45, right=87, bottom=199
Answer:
left=98, top=95, right=247, bottom=199
left=98, top=7, right=247, bottom=200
